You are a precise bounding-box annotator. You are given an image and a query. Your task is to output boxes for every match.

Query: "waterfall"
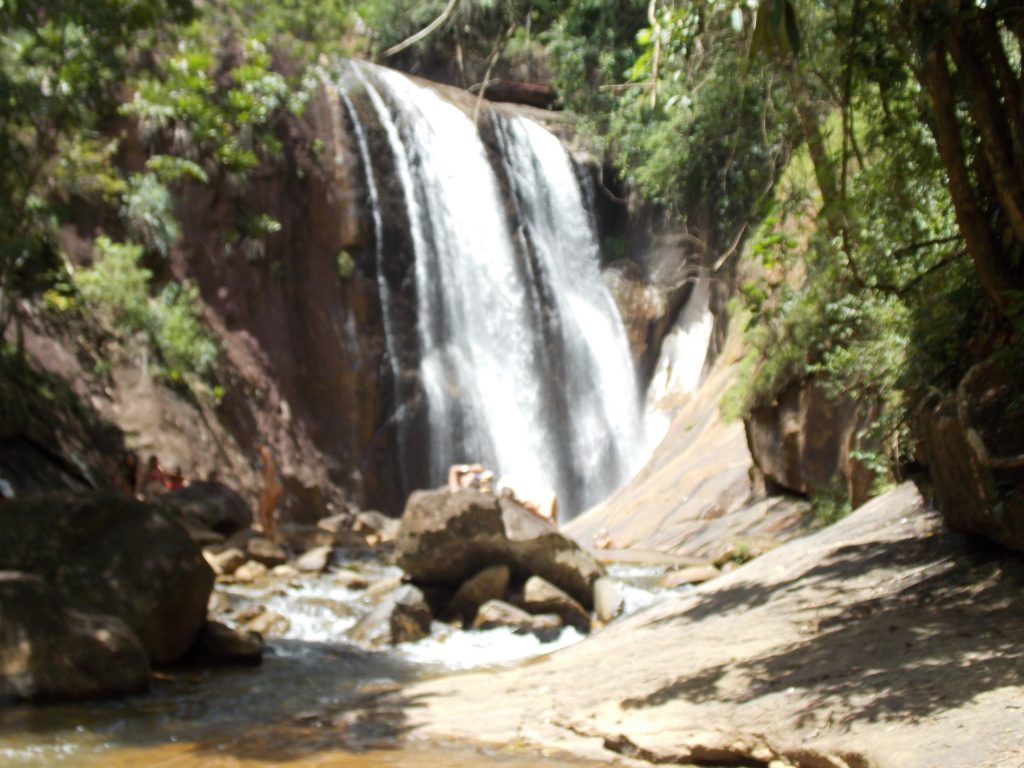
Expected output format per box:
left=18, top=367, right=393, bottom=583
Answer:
left=342, top=63, right=647, bottom=517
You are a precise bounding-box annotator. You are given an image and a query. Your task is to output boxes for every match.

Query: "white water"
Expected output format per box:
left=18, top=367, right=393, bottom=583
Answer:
left=494, top=116, right=646, bottom=505
left=0, top=558, right=681, bottom=767
left=217, top=562, right=673, bottom=673
left=647, top=277, right=714, bottom=404
left=347, top=64, right=648, bottom=516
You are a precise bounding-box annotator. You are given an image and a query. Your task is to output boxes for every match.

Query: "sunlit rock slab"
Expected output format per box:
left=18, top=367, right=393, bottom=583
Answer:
left=400, top=483, right=1024, bottom=768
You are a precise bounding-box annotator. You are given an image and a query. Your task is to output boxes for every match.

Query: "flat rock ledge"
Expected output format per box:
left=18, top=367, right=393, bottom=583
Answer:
left=389, top=483, right=1024, bottom=768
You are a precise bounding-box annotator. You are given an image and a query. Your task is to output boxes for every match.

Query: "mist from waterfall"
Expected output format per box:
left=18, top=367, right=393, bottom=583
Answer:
left=343, top=63, right=649, bottom=517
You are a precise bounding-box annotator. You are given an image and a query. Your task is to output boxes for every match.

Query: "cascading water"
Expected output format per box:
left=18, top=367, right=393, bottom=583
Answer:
left=342, top=63, right=648, bottom=517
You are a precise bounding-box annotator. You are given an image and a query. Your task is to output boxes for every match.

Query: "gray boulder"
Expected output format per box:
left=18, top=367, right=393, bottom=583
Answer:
left=294, top=545, right=333, bottom=574
left=233, top=560, right=268, bottom=583
left=204, top=547, right=247, bottom=576
left=161, top=481, right=252, bottom=535
left=277, top=522, right=335, bottom=552
left=519, top=576, right=591, bottom=633
left=397, top=489, right=603, bottom=609
left=0, top=492, right=213, bottom=665
left=354, top=510, right=401, bottom=543
left=186, top=620, right=263, bottom=666
left=448, top=564, right=510, bottom=622
left=350, top=584, right=432, bottom=646
left=246, top=610, right=291, bottom=637
left=246, top=537, right=287, bottom=567
left=0, top=572, right=150, bottom=701
left=593, top=577, right=624, bottom=623
left=473, top=599, right=563, bottom=640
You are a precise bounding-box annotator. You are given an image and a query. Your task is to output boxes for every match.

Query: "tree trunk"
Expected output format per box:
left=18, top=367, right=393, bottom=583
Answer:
left=979, top=11, right=1024, bottom=179
left=946, top=24, right=1024, bottom=246
left=785, top=58, right=841, bottom=238
left=920, top=41, right=1014, bottom=315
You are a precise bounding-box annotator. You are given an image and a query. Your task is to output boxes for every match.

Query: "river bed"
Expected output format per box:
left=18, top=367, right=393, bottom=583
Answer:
left=0, top=560, right=676, bottom=767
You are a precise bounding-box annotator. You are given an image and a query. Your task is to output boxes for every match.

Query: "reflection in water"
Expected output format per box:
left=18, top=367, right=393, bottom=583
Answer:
left=0, top=561, right=673, bottom=766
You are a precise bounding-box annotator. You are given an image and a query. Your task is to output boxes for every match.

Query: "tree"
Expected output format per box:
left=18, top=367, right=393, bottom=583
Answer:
left=0, top=0, right=195, bottom=341
left=899, top=0, right=1024, bottom=320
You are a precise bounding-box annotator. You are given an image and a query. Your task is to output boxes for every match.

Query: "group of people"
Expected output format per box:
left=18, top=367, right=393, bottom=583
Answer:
left=117, top=443, right=283, bottom=544
left=119, top=451, right=187, bottom=501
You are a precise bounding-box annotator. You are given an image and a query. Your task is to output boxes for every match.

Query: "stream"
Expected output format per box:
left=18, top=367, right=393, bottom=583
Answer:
left=0, top=558, right=675, bottom=767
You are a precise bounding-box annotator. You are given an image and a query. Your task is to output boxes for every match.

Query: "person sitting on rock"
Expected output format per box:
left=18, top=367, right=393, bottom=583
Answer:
left=164, top=466, right=186, bottom=492
left=592, top=527, right=615, bottom=550
left=447, top=463, right=493, bottom=493
left=256, top=444, right=283, bottom=544
left=141, top=455, right=167, bottom=501
left=496, top=476, right=558, bottom=525
left=118, top=450, right=142, bottom=497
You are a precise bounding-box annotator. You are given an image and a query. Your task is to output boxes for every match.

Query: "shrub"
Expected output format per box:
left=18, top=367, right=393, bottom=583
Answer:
left=72, top=237, right=218, bottom=384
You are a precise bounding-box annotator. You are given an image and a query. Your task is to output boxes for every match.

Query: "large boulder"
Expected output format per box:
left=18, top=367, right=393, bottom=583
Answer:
left=473, top=600, right=563, bottom=639
left=448, top=565, right=510, bottom=622
left=745, top=376, right=880, bottom=508
left=186, top=620, right=263, bottom=666
left=918, top=360, right=1024, bottom=552
left=160, top=481, right=253, bottom=536
left=519, top=576, right=590, bottom=633
left=397, top=489, right=604, bottom=609
left=592, top=577, right=624, bottom=623
left=350, top=584, right=433, bottom=646
left=0, top=492, right=214, bottom=664
left=0, top=572, right=150, bottom=702
left=245, top=537, right=287, bottom=567
left=294, top=545, right=334, bottom=574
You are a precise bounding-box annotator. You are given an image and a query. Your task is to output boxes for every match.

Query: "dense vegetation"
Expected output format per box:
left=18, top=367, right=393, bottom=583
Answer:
left=2, top=0, right=1022, bottom=505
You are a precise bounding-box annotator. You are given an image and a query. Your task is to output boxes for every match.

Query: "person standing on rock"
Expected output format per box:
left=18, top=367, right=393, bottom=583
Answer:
left=141, top=455, right=167, bottom=501
left=256, top=444, right=283, bottom=544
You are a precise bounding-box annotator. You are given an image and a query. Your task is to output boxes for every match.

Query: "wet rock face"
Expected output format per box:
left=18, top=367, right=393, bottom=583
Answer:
left=396, top=488, right=604, bottom=609
left=603, top=259, right=687, bottom=380
left=0, top=572, right=150, bottom=702
left=0, top=492, right=214, bottom=665
left=745, top=376, right=880, bottom=508
left=174, top=85, right=401, bottom=518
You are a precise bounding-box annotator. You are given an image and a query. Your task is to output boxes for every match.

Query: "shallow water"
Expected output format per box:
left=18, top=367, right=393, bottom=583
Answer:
left=0, top=559, right=676, bottom=766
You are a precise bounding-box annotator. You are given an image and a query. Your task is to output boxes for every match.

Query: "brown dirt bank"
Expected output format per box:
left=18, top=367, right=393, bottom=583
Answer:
left=391, top=483, right=1024, bottom=767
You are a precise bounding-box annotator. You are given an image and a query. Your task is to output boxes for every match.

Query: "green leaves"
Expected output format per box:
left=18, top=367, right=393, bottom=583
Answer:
left=0, top=0, right=199, bottom=333
left=73, top=237, right=218, bottom=382
left=121, top=26, right=300, bottom=183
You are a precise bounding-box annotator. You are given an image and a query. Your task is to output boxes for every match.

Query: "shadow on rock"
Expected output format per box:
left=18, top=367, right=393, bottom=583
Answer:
left=624, top=532, right=1024, bottom=727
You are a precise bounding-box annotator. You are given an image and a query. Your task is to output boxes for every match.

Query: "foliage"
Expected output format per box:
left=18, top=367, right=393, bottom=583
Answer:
left=703, top=0, right=1015, bottom=503
left=122, top=33, right=311, bottom=182
left=0, top=0, right=195, bottom=335
left=809, top=478, right=851, bottom=528
left=337, top=250, right=356, bottom=280
left=72, top=237, right=218, bottom=382
left=74, top=238, right=153, bottom=333
left=0, top=0, right=359, bottom=388
left=150, top=282, right=219, bottom=381
left=121, top=173, right=180, bottom=257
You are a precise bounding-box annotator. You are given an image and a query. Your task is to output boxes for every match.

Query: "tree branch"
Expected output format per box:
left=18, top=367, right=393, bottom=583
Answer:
left=381, top=0, right=461, bottom=58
